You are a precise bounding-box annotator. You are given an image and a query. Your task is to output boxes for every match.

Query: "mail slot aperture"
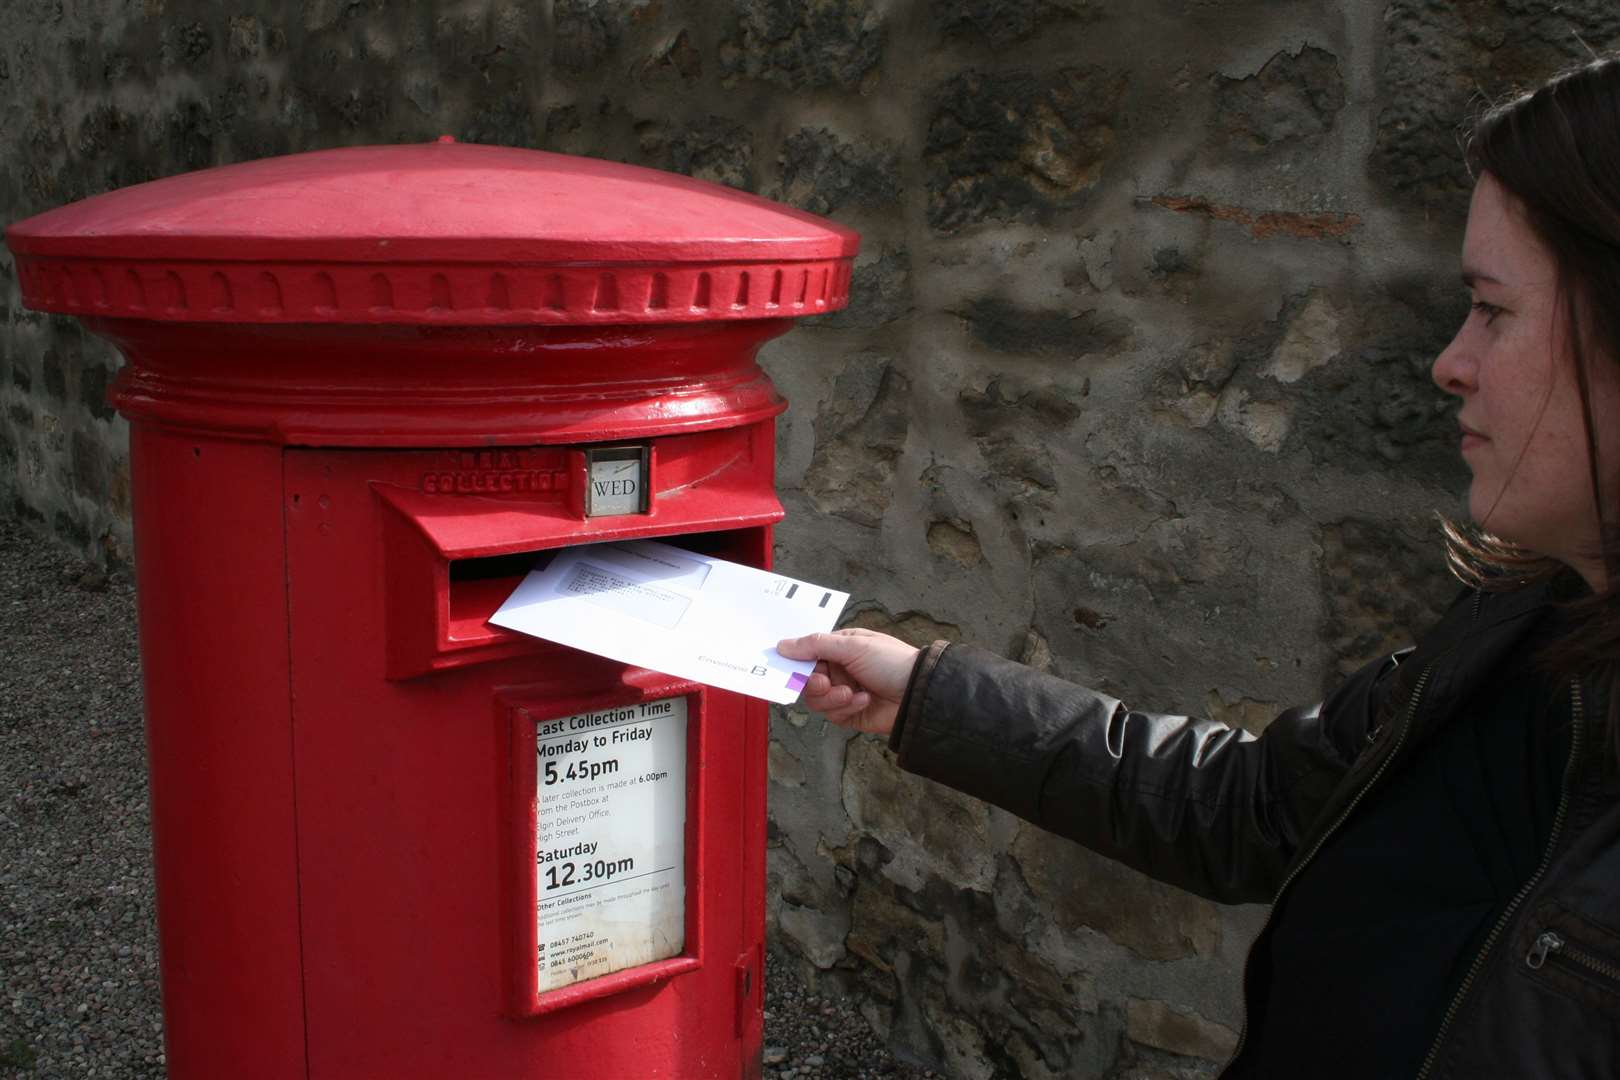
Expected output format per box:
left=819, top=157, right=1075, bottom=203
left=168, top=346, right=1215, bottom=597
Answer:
left=444, top=527, right=770, bottom=664
left=490, top=537, right=847, bottom=705
left=371, top=438, right=781, bottom=681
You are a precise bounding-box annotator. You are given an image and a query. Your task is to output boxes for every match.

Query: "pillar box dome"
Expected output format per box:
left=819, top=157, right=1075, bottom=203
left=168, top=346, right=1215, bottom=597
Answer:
left=7, top=139, right=858, bottom=444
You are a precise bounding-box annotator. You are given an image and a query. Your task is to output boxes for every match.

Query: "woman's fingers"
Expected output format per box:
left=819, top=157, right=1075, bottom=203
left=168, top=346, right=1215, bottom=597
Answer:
left=804, top=662, right=850, bottom=698
left=801, top=681, right=856, bottom=712
left=822, top=691, right=872, bottom=724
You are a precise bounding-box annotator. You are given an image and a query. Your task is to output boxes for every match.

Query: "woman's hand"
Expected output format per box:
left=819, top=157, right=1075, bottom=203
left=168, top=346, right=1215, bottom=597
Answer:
left=776, top=629, right=919, bottom=737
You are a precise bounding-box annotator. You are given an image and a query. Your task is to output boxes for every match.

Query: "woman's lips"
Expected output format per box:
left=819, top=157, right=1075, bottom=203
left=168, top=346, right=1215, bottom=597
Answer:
left=1460, top=423, right=1487, bottom=451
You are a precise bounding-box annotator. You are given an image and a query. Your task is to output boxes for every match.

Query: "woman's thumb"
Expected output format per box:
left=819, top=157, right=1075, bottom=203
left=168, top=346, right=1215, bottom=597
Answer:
left=777, top=631, right=860, bottom=664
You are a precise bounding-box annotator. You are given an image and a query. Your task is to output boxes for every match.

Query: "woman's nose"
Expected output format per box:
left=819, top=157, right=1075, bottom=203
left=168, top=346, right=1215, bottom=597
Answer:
left=1431, top=327, right=1475, bottom=397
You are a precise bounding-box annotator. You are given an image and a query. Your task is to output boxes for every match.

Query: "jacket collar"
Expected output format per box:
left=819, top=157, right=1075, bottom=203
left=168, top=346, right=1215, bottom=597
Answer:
left=1402, top=581, right=1559, bottom=751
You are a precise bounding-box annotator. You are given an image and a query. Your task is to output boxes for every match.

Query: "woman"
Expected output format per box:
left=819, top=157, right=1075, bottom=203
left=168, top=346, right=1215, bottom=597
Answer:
left=779, top=55, right=1620, bottom=1078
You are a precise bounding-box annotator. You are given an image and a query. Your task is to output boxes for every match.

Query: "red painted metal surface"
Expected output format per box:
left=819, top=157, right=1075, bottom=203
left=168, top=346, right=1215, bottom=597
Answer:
left=6, top=141, right=857, bottom=326
left=286, top=448, right=774, bottom=1078
left=6, top=143, right=854, bottom=1079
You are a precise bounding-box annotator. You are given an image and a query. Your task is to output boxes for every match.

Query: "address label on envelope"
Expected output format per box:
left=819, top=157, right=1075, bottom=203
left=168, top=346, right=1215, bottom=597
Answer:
left=490, top=540, right=850, bottom=704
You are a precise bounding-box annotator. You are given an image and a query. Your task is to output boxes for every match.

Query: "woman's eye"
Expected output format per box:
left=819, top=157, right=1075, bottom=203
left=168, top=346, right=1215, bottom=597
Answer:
left=1471, top=299, right=1504, bottom=324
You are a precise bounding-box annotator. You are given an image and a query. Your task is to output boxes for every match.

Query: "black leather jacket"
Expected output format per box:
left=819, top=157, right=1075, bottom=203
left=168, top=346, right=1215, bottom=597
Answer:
left=890, top=583, right=1620, bottom=1078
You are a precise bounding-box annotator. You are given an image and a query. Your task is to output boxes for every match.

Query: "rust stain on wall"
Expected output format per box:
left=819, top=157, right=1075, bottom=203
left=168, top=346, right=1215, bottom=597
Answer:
left=1149, top=194, right=1362, bottom=240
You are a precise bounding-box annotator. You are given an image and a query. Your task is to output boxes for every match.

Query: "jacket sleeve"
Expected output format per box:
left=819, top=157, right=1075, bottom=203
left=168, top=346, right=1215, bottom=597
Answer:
left=889, top=642, right=1396, bottom=905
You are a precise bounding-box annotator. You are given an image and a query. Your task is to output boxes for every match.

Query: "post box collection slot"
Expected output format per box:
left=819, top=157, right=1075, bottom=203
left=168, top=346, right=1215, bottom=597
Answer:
left=449, top=551, right=546, bottom=583
left=446, top=551, right=558, bottom=649
left=380, top=469, right=779, bottom=679
left=444, top=528, right=765, bottom=656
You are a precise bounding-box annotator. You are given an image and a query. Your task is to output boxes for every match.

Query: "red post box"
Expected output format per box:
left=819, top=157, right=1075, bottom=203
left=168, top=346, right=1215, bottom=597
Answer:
left=6, top=141, right=857, bottom=1079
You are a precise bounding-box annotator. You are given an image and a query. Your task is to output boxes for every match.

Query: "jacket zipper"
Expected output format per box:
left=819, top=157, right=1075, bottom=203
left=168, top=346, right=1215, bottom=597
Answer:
left=1413, top=678, right=1585, bottom=1079
left=1222, top=663, right=1434, bottom=1070
left=1525, top=930, right=1620, bottom=988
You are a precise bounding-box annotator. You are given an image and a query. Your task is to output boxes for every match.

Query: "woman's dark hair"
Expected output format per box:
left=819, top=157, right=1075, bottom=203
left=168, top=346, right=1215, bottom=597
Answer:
left=1447, top=53, right=1620, bottom=750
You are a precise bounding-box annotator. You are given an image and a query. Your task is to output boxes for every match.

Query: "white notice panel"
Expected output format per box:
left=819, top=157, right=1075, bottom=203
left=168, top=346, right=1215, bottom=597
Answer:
left=535, top=696, right=688, bottom=993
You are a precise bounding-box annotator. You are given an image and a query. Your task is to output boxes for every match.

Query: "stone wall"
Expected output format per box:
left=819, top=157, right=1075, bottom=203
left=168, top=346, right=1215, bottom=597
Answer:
left=4, top=2, right=1617, bottom=1076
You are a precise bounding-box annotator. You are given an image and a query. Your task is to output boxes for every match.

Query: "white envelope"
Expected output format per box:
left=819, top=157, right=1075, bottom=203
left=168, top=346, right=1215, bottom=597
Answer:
left=490, top=539, right=849, bottom=704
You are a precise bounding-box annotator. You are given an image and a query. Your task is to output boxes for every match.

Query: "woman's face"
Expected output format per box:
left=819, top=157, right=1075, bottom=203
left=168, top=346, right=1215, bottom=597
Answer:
left=1431, top=173, right=1620, bottom=587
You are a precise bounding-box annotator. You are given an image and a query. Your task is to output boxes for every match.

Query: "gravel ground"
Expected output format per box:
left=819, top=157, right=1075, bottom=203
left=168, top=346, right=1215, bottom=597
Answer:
left=0, top=518, right=934, bottom=1079
left=1, top=520, right=161, bottom=1079
left=762, top=951, right=936, bottom=1080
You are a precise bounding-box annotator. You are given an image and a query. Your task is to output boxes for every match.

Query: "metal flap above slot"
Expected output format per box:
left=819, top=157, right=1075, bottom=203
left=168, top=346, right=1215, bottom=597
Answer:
left=374, top=484, right=779, bottom=681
